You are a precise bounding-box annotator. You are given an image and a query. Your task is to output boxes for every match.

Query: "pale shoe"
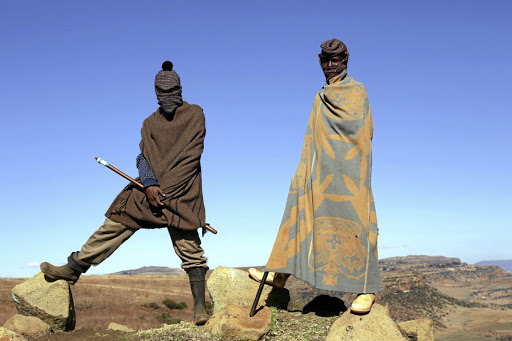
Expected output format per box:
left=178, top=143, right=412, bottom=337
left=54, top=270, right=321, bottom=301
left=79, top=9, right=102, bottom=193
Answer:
left=350, top=293, right=376, bottom=314
left=248, top=268, right=289, bottom=289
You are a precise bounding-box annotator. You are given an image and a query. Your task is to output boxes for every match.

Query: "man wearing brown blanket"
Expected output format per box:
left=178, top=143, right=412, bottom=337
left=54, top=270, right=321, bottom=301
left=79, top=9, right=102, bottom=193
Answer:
left=40, top=61, right=210, bottom=325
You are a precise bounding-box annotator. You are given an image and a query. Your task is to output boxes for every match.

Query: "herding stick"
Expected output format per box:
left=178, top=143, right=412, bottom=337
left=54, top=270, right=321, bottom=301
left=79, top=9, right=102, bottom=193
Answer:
left=95, top=157, right=217, bottom=234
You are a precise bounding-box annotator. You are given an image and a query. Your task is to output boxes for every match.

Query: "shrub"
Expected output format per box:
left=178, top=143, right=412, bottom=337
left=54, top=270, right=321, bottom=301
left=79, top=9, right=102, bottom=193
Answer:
left=156, top=313, right=181, bottom=325
left=145, top=302, right=160, bottom=309
left=162, top=298, right=187, bottom=310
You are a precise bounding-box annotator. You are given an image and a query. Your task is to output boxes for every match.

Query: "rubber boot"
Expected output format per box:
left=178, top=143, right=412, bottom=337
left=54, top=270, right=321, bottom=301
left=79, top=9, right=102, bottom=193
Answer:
left=187, top=267, right=209, bottom=326
left=40, top=262, right=81, bottom=285
left=40, top=252, right=89, bottom=285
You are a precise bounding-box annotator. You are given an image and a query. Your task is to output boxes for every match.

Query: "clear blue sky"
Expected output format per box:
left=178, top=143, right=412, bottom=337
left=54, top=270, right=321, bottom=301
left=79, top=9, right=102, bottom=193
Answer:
left=1, top=1, right=510, bottom=277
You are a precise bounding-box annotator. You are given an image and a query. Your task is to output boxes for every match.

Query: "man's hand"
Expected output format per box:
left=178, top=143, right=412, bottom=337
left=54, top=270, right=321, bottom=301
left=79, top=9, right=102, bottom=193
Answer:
left=145, top=186, right=165, bottom=207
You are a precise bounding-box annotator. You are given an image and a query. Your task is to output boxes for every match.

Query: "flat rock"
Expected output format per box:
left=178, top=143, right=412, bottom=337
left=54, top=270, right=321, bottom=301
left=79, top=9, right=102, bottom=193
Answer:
left=3, top=314, right=51, bottom=335
left=0, top=327, right=27, bottom=341
left=107, top=322, right=135, bottom=332
left=205, top=304, right=271, bottom=340
left=207, top=266, right=273, bottom=312
left=326, top=303, right=408, bottom=341
left=11, top=272, right=75, bottom=331
left=398, top=318, right=434, bottom=341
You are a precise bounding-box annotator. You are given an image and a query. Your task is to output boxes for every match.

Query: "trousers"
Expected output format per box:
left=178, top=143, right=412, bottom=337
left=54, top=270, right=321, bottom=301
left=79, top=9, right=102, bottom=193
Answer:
left=68, top=217, right=207, bottom=273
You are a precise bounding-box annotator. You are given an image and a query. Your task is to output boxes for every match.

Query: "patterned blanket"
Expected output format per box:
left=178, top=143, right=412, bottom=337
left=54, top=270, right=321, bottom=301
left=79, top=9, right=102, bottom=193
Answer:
left=265, top=70, right=381, bottom=293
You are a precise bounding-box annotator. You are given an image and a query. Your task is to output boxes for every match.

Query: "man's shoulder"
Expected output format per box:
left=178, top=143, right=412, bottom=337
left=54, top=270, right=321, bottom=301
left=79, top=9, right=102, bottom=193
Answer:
left=181, top=101, right=205, bottom=119
left=142, top=110, right=160, bottom=125
left=182, top=101, right=203, bottom=112
left=345, top=75, right=367, bottom=92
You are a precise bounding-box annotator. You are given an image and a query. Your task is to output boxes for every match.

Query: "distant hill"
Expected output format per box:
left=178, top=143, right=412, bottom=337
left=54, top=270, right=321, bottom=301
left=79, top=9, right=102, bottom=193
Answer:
left=113, top=257, right=512, bottom=276
left=380, top=255, right=462, bottom=265
left=112, top=265, right=266, bottom=276
left=475, top=260, right=512, bottom=272
left=111, top=266, right=186, bottom=275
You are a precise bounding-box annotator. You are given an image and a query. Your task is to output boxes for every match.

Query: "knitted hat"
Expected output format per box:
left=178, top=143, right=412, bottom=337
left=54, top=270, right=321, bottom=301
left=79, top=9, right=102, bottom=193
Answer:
left=155, top=61, right=181, bottom=92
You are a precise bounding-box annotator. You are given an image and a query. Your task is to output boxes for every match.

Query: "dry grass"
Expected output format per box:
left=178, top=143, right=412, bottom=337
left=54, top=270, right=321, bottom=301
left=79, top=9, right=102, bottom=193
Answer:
left=0, top=278, right=25, bottom=324
left=0, top=274, right=206, bottom=331
left=2, top=269, right=512, bottom=341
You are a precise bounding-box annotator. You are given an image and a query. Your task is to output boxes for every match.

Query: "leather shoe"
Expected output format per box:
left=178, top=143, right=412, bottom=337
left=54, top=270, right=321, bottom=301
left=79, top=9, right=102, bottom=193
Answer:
left=350, top=293, right=376, bottom=314
left=248, top=268, right=288, bottom=289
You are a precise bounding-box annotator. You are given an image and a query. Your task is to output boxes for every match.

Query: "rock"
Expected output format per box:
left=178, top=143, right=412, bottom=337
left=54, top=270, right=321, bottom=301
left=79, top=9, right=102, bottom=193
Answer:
left=207, top=267, right=350, bottom=316
left=398, top=318, right=434, bottom=341
left=205, top=305, right=271, bottom=340
left=0, top=327, right=27, bottom=341
left=325, top=303, right=408, bottom=341
left=207, top=267, right=273, bottom=312
left=3, top=314, right=51, bottom=335
left=11, top=272, right=76, bottom=331
left=107, top=322, right=135, bottom=332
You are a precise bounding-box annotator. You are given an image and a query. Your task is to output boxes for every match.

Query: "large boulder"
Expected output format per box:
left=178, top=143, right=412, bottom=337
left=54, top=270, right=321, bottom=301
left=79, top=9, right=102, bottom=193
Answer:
left=3, top=314, right=51, bottom=336
left=205, top=305, right=271, bottom=340
left=11, top=272, right=75, bottom=331
left=325, top=303, right=408, bottom=341
left=0, top=327, right=27, bottom=341
left=207, top=267, right=273, bottom=312
left=207, top=266, right=349, bottom=316
left=398, top=318, right=434, bottom=341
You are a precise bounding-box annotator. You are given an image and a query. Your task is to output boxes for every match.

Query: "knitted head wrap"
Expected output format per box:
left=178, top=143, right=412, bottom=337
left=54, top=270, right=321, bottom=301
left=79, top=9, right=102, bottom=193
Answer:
left=320, top=38, right=349, bottom=62
left=155, top=61, right=183, bottom=114
left=319, top=39, right=350, bottom=82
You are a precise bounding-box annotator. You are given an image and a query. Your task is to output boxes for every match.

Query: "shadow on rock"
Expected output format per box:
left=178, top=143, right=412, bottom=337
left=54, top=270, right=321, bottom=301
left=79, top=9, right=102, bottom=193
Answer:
left=265, top=288, right=290, bottom=310
left=302, top=295, right=347, bottom=317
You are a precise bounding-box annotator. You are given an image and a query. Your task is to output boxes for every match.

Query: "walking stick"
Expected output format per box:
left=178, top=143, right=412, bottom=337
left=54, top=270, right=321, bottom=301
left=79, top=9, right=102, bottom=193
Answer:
left=95, top=157, right=217, bottom=234
left=95, top=157, right=144, bottom=190
left=249, top=271, right=269, bottom=317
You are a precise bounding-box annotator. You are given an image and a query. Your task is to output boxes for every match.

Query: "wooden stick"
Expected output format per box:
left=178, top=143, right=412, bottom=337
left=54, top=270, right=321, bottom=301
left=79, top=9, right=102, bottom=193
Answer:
left=249, top=271, right=269, bottom=317
left=95, top=157, right=217, bottom=235
left=95, top=157, right=144, bottom=190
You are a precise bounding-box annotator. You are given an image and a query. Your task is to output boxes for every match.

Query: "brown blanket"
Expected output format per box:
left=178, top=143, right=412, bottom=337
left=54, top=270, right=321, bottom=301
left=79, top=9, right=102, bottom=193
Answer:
left=105, top=102, right=206, bottom=230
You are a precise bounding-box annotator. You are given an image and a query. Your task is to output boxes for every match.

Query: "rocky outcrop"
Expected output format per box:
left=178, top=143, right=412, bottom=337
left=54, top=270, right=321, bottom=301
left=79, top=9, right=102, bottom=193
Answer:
left=398, top=318, right=434, bottom=341
left=326, top=304, right=408, bottom=341
left=205, top=305, right=271, bottom=340
left=380, top=271, right=425, bottom=297
left=207, top=267, right=350, bottom=315
left=380, top=255, right=462, bottom=266
left=3, top=314, right=51, bottom=336
left=11, top=272, right=75, bottom=331
left=107, top=322, right=135, bottom=332
left=0, top=327, right=27, bottom=341
left=206, top=267, right=273, bottom=312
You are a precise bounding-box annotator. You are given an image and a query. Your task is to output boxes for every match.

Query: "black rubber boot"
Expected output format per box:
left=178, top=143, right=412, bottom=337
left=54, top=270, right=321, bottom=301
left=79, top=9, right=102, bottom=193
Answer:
left=40, top=262, right=81, bottom=285
left=187, top=267, right=209, bottom=326
left=40, top=252, right=89, bottom=285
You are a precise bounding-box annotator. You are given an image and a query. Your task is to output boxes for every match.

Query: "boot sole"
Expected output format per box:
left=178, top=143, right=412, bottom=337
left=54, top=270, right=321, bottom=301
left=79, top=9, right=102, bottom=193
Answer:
left=350, top=308, right=372, bottom=314
left=194, top=317, right=209, bottom=326
left=42, top=272, right=77, bottom=285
